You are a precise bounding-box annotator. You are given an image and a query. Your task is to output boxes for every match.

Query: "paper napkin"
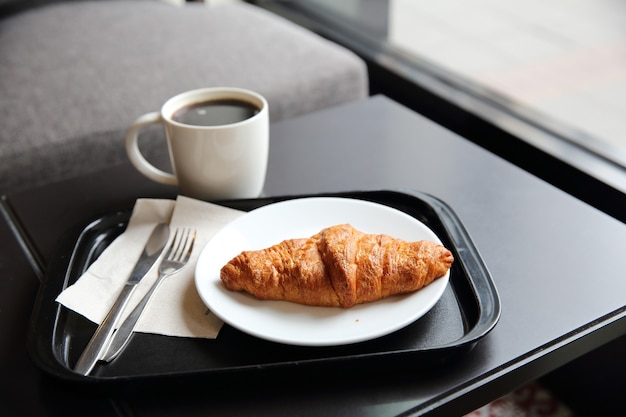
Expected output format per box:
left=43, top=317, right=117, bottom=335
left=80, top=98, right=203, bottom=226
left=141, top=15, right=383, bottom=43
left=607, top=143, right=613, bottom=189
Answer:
left=55, top=195, right=244, bottom=339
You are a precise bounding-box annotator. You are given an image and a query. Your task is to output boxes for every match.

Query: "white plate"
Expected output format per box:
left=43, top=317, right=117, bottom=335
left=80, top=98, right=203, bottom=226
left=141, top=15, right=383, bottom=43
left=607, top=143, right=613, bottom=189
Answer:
left=195, top=197, right=450, bottom=346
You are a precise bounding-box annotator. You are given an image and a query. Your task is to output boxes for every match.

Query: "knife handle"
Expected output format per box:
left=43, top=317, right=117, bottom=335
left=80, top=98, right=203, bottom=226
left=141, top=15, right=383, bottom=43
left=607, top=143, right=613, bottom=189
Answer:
left=73, top=284, right=136, bottom=375
left=101, top=271, right=168, bottom=362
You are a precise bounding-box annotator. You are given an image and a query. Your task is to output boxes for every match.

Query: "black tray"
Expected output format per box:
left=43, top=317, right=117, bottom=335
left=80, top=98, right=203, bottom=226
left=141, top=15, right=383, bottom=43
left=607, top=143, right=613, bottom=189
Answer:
left=28, top=190, right=500, bottom=389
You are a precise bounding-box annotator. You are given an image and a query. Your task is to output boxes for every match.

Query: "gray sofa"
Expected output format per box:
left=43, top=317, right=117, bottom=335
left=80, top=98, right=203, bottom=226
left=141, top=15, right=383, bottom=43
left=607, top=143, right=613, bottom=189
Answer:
left=0, top=0, right=368, bottom=193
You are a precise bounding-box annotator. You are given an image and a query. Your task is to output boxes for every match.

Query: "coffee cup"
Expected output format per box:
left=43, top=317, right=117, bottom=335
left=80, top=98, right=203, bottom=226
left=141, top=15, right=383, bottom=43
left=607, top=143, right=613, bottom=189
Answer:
left=126, top=87, right=269, bottom=200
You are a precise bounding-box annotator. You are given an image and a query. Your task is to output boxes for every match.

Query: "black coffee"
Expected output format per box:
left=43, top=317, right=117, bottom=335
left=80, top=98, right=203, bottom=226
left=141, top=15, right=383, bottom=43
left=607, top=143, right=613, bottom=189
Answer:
left=173, top=99, right=260, bottom=126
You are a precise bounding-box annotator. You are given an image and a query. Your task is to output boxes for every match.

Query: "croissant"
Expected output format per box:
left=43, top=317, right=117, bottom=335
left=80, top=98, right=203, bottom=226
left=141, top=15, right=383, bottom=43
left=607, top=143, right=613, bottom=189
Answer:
left=220, top=224, right=453, bottom=308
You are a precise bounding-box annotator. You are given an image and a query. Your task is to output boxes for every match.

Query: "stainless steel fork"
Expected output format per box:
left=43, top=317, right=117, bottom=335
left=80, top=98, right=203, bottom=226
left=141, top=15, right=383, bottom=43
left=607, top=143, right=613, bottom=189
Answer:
left=101, top=228, right=196, bottom=362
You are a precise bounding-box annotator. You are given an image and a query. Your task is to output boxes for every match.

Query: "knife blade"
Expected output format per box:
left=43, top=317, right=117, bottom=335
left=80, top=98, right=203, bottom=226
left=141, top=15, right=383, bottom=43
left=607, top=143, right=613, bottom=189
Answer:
left=73, top=223, right=170, bottom=375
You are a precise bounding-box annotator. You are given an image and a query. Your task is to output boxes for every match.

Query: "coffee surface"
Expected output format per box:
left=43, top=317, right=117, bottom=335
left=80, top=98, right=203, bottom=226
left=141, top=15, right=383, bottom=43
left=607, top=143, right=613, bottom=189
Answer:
left=173, top=99, right=260, bottom=126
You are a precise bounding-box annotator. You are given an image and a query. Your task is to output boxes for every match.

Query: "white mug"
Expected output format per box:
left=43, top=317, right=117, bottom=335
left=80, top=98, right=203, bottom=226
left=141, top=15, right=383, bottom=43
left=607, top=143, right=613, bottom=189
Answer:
left=126, top=87, right=269, bottom=200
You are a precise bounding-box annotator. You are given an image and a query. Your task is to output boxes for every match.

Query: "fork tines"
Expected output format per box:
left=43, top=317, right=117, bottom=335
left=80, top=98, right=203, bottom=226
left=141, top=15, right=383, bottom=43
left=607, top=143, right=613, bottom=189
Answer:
left=168, top=228, right=196, bottom=261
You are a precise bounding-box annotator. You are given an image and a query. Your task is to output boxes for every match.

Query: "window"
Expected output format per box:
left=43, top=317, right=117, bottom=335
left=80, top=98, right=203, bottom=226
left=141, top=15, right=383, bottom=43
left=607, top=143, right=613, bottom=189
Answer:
left=255, top=0, right=626, bottom=219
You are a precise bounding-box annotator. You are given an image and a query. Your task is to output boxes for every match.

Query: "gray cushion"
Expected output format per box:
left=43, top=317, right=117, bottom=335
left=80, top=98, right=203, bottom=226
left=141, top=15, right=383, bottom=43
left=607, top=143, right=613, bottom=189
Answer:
left=0, top=0, right=368, bottom=192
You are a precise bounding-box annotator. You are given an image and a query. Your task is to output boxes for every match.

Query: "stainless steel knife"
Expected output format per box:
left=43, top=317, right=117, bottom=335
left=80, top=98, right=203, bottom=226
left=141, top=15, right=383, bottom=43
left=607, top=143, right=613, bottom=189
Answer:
left=73, top=223, right=170, bottom=375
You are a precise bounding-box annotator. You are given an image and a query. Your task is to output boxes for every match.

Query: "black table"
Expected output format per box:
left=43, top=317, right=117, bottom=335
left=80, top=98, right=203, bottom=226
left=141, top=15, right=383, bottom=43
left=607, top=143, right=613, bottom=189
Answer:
left=3, top=96, right=625, bottom=416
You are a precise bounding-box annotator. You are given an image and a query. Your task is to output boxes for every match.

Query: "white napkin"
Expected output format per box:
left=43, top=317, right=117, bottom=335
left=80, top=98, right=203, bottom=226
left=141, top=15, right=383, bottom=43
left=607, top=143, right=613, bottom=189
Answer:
left=55, top=195, right=244, bottom=339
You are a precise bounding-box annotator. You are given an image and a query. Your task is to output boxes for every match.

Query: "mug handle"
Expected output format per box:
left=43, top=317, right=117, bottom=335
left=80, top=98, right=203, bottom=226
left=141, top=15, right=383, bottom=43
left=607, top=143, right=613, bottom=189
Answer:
left=125, top=112, right=178, bottom=186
